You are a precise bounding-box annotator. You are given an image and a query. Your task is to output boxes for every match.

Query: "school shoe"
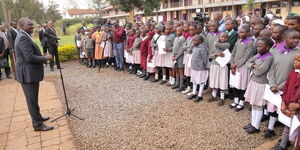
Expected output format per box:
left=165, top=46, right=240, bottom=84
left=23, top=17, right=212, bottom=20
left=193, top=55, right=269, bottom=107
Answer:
left=217, top=100, right=225, bottom=106
left=165, top=82, right=172, bottom=86
left=40, top=116, right=50, bottom=122
left=160, top=80, right=167, bottom=85
left=186, top=92, right=194, bottom=96
left=229, top=103, right=238, bottom=109
left=235, top=105, right=244, bottom=111
left=151, top=79, right=159, bottom=83
left=176, top=87, right=185, bottom=92
left=242, top=123, right=252, bottom=130
left=263, top=129, right=276, bottom=138
left=245, top=125, right=260, bottom=134
left=270, top=144, right=287, bottom=150
left=187, top=94, right=196, bottom=100
left=194, top=96, right=203, bottom=102
left=182, top=86, right=191, bottom=94
left=171, top=84, right=179, bottom=89
left=207, top=96, right=217, bottom=102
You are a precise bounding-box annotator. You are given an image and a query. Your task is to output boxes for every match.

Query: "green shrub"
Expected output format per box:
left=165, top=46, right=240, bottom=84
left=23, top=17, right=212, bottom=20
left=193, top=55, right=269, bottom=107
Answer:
left=58, top=44, right=78, bottom=62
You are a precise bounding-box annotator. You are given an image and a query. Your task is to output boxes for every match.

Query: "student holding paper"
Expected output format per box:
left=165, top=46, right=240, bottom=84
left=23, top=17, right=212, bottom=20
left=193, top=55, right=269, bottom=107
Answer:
left=131, top=30, right=142, bottom=76
left=186, top=35, right=208, bottom=102
left=243, top=37, right=274, bottom=134
left=280, top=52, right=300, bottom=150
left=151, top=24, right=166, bottom=83
left=207, top=32, right=230, bottom=106
left=268, top=29, right=300, bottom=149
left=229, top=26, right=255, bottom=111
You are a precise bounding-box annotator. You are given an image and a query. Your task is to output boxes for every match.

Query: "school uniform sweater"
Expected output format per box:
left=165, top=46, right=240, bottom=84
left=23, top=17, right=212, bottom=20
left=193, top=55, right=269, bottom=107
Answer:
left=226, top=29, right=238, bottom=51
left=131, top=36, right=142, bottom=51
left=165, top=34, right=175, bottom=52
left=282, top=69, right=300, bottom=105
left=177, top=36, right=194, bottom=57
left=268, top=46, right=300, bottom=90
left=205, top=32, right=221, bottom=54
left=209, top=40, right=230, bottom=65
left=172, top=36, right=186, bottom=58
left=191, top=43, right=208, bottom=71
left=246, top=53, right=273, bottom=84
left=230, top=37, right=255, bottom=67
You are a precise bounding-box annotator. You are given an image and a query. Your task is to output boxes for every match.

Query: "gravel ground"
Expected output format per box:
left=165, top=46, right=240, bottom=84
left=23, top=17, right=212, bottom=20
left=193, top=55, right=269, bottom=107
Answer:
left=45, top=60, right=283, bottom=150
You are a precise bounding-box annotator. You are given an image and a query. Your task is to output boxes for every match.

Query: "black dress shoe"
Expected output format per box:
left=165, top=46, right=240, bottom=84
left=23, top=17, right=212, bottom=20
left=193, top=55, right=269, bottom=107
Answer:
left=243, top=123, right=252, bottom=130
left=114, top=67, right=119, bottom=71
left=143, top=76, right=150, bottom=81
left=40, top=116, right=50, bottom=122
left=218, top=100, right=225, bottom=106
left=34, top=123, right=54, bottom=131
left=160, top=80, right=167, bottom=85
left=171, top=84, right=179, bottom=89
left=194, top=96, right=203, bottom=102
left=264, top=129, right=276, bottom=138
left=187, top=94, right=196, bottom=100
left=57, top=66, right=63, bottom=69
left=176, top=87, right=185, bottom=92
left=245, top=125, right=260, bottom=134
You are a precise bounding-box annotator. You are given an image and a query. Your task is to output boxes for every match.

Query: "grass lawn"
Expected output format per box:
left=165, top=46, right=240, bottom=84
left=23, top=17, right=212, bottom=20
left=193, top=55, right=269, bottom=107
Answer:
left=33, top=35, right=75, bottom=50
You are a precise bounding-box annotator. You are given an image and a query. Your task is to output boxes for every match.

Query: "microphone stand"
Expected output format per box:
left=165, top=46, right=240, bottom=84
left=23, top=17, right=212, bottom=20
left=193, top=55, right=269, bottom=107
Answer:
left=51, top=67, right=84, bottom=122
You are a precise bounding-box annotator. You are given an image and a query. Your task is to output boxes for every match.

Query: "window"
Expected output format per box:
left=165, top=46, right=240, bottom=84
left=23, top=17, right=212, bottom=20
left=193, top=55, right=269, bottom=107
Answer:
left=198, top=0, right=203, bottom=4
left=292, top=0, right=300, bottom=6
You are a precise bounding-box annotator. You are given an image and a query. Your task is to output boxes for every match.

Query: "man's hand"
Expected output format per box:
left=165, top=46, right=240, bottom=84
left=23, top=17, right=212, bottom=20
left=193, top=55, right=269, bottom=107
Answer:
left=231, top=64, right=237, bottom=70
left=270, top=86, right=279, bottom=93
left=231, top=69, right=236, bottom=75
left=45, top=53, right=53, bottom=60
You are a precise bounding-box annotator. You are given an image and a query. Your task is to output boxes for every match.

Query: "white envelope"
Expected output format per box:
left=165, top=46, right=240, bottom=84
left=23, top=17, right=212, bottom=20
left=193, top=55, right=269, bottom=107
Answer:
left=229, top=71, right=240, bottom=89
left=263, top=85, right=282, bottom=107
left=215, top=49, right=231, bottom=68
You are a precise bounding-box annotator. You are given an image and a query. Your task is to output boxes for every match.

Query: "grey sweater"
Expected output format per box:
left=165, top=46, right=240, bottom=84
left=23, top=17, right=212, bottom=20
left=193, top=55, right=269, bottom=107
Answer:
left=230, top=38, right=255, bottom=67
left=176, top=37, right=194, bottom=59
left=246, top=54, right=273, bottom=84
left=85, top=37, right=94, bottom=50
left=209, top=40, right=230, bottom=65
left=191, top=43, right=208, bottom=71
left=165, top=34, right=175, bottom=52
left=132, top=36, right=142, bottom=51
left=267, top=47, right=300, bottom=89
left=172, top=36, right=186, bottom=57
left=205, top=33, right=220, bottom=53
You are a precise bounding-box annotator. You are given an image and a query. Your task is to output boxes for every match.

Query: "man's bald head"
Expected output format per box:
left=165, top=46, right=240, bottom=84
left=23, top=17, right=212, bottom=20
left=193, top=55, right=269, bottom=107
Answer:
left=18, top=18, right=34, bottom=34
left=18, top=18, right=32, bottom=28
left=214, top=12, right=223, bottom=21
left=47, top=21, right=54, bottom=28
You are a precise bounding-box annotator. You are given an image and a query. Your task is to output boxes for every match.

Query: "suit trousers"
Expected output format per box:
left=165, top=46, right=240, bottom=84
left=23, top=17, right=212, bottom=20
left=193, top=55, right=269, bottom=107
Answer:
left=21, top=83, right=43, bottom=127
left=42, top=45, right=48, bottom=54
left=48, top=45, right=60, bottom=68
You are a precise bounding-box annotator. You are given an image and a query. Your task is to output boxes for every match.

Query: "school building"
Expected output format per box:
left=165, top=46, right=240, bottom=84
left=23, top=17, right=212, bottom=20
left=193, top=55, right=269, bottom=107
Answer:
left=100, top=0, right=300, bottom=24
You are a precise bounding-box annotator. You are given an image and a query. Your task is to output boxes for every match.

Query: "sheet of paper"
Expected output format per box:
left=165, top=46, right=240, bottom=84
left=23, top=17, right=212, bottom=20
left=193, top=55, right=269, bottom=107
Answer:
left=277, top=106, right=292, bottom=127
left=76, top=40, right=81, bottom=47
left=290, top=115, right=300, bottom=140
left=188, top=54, right=192, bottom=68
left=229, top=71, right=240, bottom=88
left=124, top=51, right=128, bottom=59
left=215, top=49, right=231, bottom=68
left=263, top=84, right=282, bottom=107
left=80, top=51, right=86, bottom=58
left=147, top=61, right=155, bottom=68
left=157, top=35, right=166, bottom=54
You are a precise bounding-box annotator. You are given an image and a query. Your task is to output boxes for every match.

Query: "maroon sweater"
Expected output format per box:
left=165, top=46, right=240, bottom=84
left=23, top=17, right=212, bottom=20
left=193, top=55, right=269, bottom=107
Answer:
left=282, top=69, right=300, bottom=106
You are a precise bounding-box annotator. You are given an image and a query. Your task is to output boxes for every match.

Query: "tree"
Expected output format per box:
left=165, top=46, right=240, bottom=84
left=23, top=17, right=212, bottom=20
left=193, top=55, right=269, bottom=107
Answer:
left=108, top=0, right=160, bottom=23
left=44, top=1, right=62, bottom=23
left=91, top=0, right=108, bottom=10
left=246, top=0, right=255, bottom=15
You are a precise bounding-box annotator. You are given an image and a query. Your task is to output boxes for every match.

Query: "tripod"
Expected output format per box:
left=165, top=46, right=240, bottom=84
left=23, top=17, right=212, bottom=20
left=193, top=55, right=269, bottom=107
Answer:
left=51, top=67, right=84, bottom=122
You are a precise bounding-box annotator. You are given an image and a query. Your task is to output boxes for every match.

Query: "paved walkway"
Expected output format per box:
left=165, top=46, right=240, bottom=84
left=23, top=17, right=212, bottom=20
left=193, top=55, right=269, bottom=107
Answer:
left=0, top=79, right=77, bottom=150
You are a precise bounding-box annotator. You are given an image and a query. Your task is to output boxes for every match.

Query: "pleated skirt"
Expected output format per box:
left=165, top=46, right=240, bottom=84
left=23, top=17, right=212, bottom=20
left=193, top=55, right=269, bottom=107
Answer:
left=232, top=65, right=250, bottom=90
left=164, top=52, right=173, bottom=68
left=183, top=53, right=192, bottom=76
left=133, top=51, right=140, bottom=64
left=209, top=64, right=228, bottom=90
left=125, top=51, right=134, bottom=64
left=154, top=51, right=165, bottom=67
left=103, top=41, right=113, bottom=58
left=244, top=80, right=266, bottom=106
left=190, top=69, right=209, bottom=85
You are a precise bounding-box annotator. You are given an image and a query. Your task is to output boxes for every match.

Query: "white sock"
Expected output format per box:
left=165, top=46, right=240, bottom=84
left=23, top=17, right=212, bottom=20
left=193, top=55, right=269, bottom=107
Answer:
left=171, top=78, right=175, bottom=85
left=234, top=97, right=239, bottom=104
left=198, top=84, right=204, bottom=97
left=251, top=106, right=256, bottom=127
left=163, top=75, right=166, bottom=81
left=254, top=106, right=263, bottom=129
left=212, top=89, right=217, bottom=98
left=220, top=91, right=225, bottom=100
left=192, top=83, right=197, bottom=95
left=268, top=116, right=277, bottom=130
left=155, top=73, right=159, bottom=80
left=239, top=100, right=244, bottom=106
left=264, top=108, right=269, bottom=115
left=129, top=66, right=132, bottom=69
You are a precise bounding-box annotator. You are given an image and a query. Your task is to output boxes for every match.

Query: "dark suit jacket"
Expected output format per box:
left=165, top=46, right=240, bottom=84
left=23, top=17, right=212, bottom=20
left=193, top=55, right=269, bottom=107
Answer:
left=44, top=27, right=58, bottom=47
left=14, top=31, right=47, bottom=84
left=8, top=28, right=18, bottom=49
left=38, top=29, right=47, bottom=47
left=0, top=36, right=6, bottom=55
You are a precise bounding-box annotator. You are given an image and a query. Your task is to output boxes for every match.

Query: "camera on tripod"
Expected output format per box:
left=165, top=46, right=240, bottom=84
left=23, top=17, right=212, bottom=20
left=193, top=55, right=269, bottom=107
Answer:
left=193, top=10, right=210, bottom=26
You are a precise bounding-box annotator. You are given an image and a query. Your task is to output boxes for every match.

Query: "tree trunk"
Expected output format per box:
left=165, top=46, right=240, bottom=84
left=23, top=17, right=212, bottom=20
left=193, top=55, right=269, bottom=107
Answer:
left=129, top=8, right=135, bottom=23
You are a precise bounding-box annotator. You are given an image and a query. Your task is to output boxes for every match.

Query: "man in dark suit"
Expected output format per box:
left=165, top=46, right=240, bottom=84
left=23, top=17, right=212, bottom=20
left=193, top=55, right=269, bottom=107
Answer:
left=44, top=21, right=61, bottom=71
left=8, top=21, right=18, bottom=49
left=15, top=18, right=54, bottom=131
left=39, top=23, right=48, bottom=66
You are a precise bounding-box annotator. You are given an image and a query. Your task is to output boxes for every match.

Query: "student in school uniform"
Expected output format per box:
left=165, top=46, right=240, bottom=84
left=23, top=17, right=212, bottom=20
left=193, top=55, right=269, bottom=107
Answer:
left=243, top=37, right=274, bottom=134
left=228, top=26, right=255, bottom=111
left=281, top=52, right=300, bottom=150
left=131, top=30, right=142, bottom=75
left=225, top=19, right=238, bottom=51
left=125, top=29, right=136, bottom=73
left=183, top=22, right=190, bottom=40
left=140, top=29, right=150, bottom=78
left=84, top=32, right=95, bottom=68
left=172, top=27, right=186, bottom=92
left=187, top=35, right=209, bottom=102
left=177, top=25, right=197, bottom=94
left=263, top=24, right=288, bottom=138
left=145, top=31, right=155, bottom=81
left=92, top=26, right=104, bottom=67
left=151, top=24, right=166, bottom=83
left=207, top=32, right=231, bottom=106
left=204, top=20, right=221, bottom=94
left=164, top=25, right=176, bottom=86
left=102, top=26, right=114, bottom=67
left=268, top=29, right=300, bottom=150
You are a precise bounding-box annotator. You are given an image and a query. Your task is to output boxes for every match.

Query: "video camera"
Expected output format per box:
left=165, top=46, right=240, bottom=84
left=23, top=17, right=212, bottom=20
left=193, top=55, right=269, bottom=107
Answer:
left=193, top=12, right=210, bottom=26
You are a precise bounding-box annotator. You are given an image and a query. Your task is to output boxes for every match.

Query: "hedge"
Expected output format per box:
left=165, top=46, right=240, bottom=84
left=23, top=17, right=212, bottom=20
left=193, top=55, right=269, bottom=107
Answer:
left=58, top=44, right=78, bottom=62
